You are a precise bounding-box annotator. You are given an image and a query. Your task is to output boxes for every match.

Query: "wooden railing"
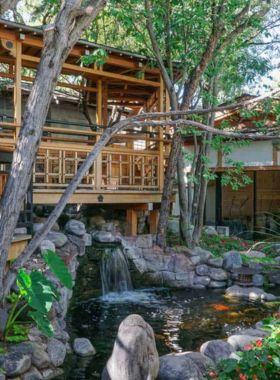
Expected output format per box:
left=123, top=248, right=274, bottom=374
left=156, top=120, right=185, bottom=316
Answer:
left=0, top=120, right=171, bottom=192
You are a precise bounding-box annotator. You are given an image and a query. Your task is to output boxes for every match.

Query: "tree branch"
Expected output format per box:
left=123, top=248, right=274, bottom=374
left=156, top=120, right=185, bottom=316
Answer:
left=0, top=0, right=19, bottom=17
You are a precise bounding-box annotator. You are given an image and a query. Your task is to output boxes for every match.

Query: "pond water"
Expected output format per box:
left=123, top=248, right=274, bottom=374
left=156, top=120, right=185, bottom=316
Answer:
left=60, top=286, right=277, bottom=379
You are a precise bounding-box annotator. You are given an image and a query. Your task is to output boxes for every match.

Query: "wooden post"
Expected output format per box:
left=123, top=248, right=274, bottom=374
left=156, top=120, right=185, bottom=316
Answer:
left=102, top=81, right=108, bottom=126
left=14, top=41, right=22, bottom=138
left=158, top=76, right=164, bottom=190
left=95, top=79, right=103, bottom=189
left=165, top=88, right=171, bottom=153
left=125, top=209, right=137, bottom=236
left=149, top=209, right=159, bottom=234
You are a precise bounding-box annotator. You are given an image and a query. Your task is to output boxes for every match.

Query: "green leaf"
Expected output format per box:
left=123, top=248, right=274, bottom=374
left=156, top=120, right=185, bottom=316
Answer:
left=31, top=270, right=60, bottom=301
left=17, top=270, right=53, bottom=314
left=28, top=311, right=54, bottom=338
left=42, top=250, right=73, bottom=290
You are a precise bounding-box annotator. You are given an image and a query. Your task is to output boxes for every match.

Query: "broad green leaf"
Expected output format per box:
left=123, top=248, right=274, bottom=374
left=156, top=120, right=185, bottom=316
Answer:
left=42, top=250, right=73, bottom=290
left=17, top=270, right=53, bottom=314
left=28, top=311, right=54, bottom=338
left=31, top=270, right=60, bottom=301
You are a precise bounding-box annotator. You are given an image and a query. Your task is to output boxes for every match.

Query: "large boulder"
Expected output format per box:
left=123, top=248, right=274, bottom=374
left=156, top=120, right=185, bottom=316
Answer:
left=22, top=366, right=43, bottom=380
left=253, top=274, right=264, bottom=287
left=200, top=340, right=235, bottom=364
left=136, top=235, right=153, bottom=249
left=11, top=342, right=50, bottom=369
left=267, top=271, right=280, bottom=285
left=223, top=251, right=242, bottom=270
left=226, top=285, right=276, bottom=301
left=73, top=338, right=95, bottom=357
left=184, top=352, right=215, bottom=376
left=102, top=314, right=159, bottom=380
left=47, top=339, right=66, bottom=366
left=242, top=251, right=266, bottom=259
left=0, top=308, right=8, bottom=335
left=208, top=258, right=223, bottom=268
left=0, top=353, right=31, bottom=377
left=92, top=231, right=115, bottom=243
left=46, top=232, right=68, bottom=248
left=39, top=240, right=56, bottom=254
left=194, top=275, right=211, bottom=287
left=158, top=353, right=204, bottom=380
left=191, top=247, right=213, bottom=264
left=89, top=215, right=106, bottom=228
left=65, top=219, right=86, bottom=237
left=227, top=335, right=263, bottom=351
left=195, top=265, right=209, bottom=276
left=209, top=268, right=228, bottom=281
left=208, top=280, right=227, bottom=288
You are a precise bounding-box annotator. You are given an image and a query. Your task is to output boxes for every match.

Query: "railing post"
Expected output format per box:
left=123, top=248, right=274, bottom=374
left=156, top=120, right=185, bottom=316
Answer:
left=158, top=75, right=164, bottom=190
left=14, top=41, right=22, bottom=138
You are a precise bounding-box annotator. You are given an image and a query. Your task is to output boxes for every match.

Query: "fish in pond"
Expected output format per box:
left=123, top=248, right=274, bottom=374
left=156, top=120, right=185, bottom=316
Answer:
left=211, top=304, right=230, bottom=311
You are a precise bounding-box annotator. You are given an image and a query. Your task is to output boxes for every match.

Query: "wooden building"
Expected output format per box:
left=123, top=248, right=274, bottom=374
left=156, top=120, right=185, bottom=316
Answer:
left=0, top=19, right=174, bottom=237
left=184, top=97, right=280, bottom=237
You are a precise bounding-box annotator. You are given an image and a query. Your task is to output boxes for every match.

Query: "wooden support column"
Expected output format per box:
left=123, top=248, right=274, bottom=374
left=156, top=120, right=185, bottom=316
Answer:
left=14, top=41, right=22, bottom=137
left=165, top=88, right=171, bottom=153
left=158, top=76, right=164, bottom=190
left=95, top=79, right=103, bottom=189
left=149, top=209, right=159, bottom=234
left=102, top=81, right=108, bottom=126
left=125, top=209, right=137, bottom=236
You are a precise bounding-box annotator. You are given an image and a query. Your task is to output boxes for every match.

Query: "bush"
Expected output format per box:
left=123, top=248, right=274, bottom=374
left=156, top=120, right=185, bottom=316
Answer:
left=207, top=312, right=280, bottom=379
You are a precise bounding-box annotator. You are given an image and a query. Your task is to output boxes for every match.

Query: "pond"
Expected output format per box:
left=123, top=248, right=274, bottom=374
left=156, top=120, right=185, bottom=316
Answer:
left=59, top=286, right=277, bottom=379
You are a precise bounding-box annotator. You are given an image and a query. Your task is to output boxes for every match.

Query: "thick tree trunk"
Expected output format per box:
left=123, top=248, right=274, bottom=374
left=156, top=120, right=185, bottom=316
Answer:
left=0, top=0, right=107, bottom=299
left=0, top=0, right=19, bottom=16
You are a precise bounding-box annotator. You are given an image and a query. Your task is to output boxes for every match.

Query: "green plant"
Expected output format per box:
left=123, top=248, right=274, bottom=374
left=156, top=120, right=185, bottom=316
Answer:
left=207, top=312, right=280, bottom=379
left=2, top=249, right=72, bottom=340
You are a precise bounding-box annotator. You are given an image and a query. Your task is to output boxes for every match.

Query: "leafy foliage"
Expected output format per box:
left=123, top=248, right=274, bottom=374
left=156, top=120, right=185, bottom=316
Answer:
left=207, top=313, right=280, bottom=379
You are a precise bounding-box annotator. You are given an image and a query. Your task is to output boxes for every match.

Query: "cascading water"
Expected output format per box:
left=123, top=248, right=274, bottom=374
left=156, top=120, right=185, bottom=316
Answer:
left=100, top=247, right=133, bottom=295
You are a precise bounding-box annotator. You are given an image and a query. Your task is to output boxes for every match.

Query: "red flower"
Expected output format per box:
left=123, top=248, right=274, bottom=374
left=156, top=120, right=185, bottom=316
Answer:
left=267, top=355, right=272, bottom=361
left=257, top=354, right=261, bottom=359
left=243, top=344, right=254, bottom=351
left=264, top=367, right=267, bottom=371
left=209, top=372, right=217, bottom=378
left=235, top=367, right=240, bottom=372
left=239, top=374, right=247, bottom=380
left=256, top=340, right=263, bottom=348
left=253, top=375, right=257, bottom=379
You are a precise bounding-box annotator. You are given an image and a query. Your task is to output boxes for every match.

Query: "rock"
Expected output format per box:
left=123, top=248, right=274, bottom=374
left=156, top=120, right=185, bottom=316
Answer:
left=194, top=275, right=211, bottom=287
left=191, top=247, right=213, bottom=264
left=47, top=339, right=66, bottom=367
left=174, top=271, right=195, bottom=288
left=249, top=261, right=264, bottom=273
left=39, top=240, right=56, bottom=254
left=100, top=222, right=115, bottom=232
left=11, top=342, right=50, bottom=370
left=184, top=352, right=215, bottom=376
left=92, top=231, right=115, bottom=243
left=208, top=258, right=223, bottom=268
left=89, top=215, right=106, bottom=228
left=0, top=373, right=5, bottom=380
left=41, top=368, right=64, bottom=379
left=82, top=233, right=92, bottom=246
left=65, top=219, right=86, bottom=237
left=33, top=223, right=44, bottom=233
left=253, top=274, right=264, bottom=287
left=227, top=335, right=263, bottom=351
left=158, top=353, right=204, bottom=380
left=190, top=256, right=201, bottom=266
left=267, top=271, right=280, bottom=284
left=73, top=338, right=95, bottom=357
left=66, top=235, right=86, bottom=257
left=226, top=285, right=276, bottom=301
left=51, top=318, right=70, bottom=342
left=223, top=251, right=242, bottom=270
left=193, top=285, right=206, bottom=289
left=200, top=340, right=235, bottom=364
left=34, top=221, right=59, bottom=232
left=102, top=314, right=159, bottom=380
left=208, top=281, right=227, bottom=288
left=0, top=353, right=31, bottom=377
left=136, top=235, right=153, bottom=249
left=15, top=227, right=28, bottom=235
left=0, top=308, right=8, bottom=335
left=203, top=226, right=217, bottom=236
left=242, top=250, right=266, bottom=259
left=238, top=328, right=270, bottom=337
left=22, top=366, right=43, bottom=380
left=209, top=268, right=228, bottom=281
left=46, top=232, right=68, bottom=248
left=167, top=219, right=179, bottom=233
left=195, top=265, right=209, bottom=276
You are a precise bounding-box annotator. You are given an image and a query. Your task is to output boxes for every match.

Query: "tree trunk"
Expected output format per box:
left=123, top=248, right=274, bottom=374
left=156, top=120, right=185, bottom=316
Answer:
left=0, top=0, right=107, bottom=299
left=0, top=0, right=19, bottom=16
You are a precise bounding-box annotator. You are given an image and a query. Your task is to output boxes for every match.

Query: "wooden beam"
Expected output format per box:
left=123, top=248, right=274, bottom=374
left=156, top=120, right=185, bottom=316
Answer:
left=273, top=145, right=278, bottom=166
left=149, top=209, right=159, bottom=234
left=21, top=54, right=160, bottom=87
left=102, top=81, right=108, bottom=126
left=125, top=209, right=137, bottom=236
left=14, top=41, right=22, bottom=137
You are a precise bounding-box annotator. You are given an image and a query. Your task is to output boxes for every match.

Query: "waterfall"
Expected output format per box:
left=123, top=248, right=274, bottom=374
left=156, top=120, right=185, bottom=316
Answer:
left=100, top=247, right=133, bottom=295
